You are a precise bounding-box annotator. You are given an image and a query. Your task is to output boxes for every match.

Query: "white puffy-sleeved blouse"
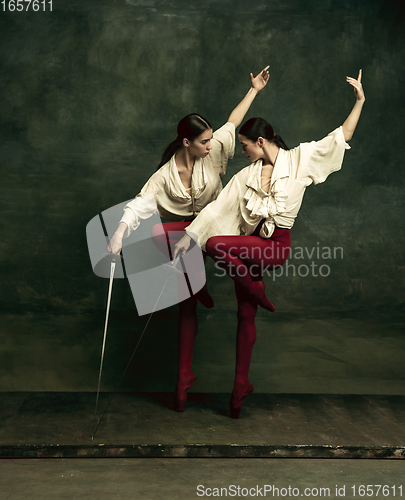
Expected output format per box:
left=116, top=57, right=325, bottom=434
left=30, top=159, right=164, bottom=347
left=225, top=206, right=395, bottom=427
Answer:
left=119, top=122, right=235, bottom=238
left=186, top=126, right=350, bottom=250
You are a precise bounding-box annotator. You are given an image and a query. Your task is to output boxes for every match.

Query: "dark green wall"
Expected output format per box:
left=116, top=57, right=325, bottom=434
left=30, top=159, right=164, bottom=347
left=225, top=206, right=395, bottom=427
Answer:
left=0, top=0, right=404, bottom=392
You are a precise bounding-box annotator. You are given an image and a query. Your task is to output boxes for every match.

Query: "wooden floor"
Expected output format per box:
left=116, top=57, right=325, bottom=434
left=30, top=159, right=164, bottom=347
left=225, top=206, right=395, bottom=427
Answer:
left=1, top=392, right=404, bottom=458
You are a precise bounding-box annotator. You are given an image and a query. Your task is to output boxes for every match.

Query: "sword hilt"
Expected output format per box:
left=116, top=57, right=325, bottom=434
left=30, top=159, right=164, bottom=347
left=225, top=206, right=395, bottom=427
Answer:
left=163, top=254, right=183, bottom=275
left=101, top=252, right=124, bottom=263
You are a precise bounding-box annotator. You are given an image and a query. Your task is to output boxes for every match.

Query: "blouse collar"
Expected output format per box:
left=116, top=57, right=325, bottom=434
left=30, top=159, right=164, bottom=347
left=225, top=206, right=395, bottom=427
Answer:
left=243, top=148, right=290, bottom=221
left=245, top=148, right=290, bottom=195
left=167, top=154, right=206, bottom=199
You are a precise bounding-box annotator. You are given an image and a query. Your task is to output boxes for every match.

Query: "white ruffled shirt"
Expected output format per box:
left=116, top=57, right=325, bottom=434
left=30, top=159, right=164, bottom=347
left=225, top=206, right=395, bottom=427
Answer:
left=186, top=126, right=350, bottom=250
left=120, top=122, right=235, bottom=237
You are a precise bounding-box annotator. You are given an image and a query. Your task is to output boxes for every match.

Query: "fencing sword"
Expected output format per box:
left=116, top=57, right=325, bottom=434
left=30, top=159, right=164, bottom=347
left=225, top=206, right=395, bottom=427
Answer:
left=91, top=253, right=183, bottom=441
left=92, top=252, right=120, bottom=440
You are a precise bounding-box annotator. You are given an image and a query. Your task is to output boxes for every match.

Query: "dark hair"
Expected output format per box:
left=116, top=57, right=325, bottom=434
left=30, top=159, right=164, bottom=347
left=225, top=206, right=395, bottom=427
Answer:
left=239, top=117, right=289, bottom=151
left=156, top=113, right=212, bottom=170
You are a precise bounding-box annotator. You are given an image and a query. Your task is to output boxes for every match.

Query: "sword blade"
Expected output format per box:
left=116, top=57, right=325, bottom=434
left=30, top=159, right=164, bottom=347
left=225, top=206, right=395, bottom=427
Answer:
left=92, top=259, right=116, bottom=441
left=91, top=256, right=182, bottom=441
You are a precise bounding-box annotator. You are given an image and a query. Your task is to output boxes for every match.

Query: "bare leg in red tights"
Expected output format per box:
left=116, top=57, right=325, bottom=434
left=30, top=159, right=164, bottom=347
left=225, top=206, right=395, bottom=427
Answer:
left=206, top=231, right=291, bottom=312
left=174, top=294, right=198, bottom=411
left=205, top=228, right=291, bottom=418
left=151, top=222, right=212, bottom=411
left=229, top=279, right=259, bottom=418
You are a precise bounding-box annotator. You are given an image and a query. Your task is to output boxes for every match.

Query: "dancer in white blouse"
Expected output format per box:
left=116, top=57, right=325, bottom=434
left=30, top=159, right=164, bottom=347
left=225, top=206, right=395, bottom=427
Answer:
left=174, top=70, right=365, bottom=418
left=107, top=66, right=270, bottom=412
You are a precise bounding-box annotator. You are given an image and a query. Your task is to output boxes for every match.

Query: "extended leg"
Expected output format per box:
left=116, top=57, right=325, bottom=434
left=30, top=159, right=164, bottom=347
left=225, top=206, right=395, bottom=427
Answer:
left=206, top=230, right=291, bottom=417
left=206, top=235, right=290, bottom=312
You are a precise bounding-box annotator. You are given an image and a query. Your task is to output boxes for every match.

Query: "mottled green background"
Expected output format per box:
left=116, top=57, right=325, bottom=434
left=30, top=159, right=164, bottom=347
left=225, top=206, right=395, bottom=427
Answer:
left=0, top=0, right=404, bottom=392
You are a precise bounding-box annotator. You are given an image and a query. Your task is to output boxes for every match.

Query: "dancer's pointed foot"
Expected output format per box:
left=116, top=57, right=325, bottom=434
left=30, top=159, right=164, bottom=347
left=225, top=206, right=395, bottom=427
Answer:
left=195, top=284, right=214, bottom=309
left=173, top=373, right=196, bottom=412
left=229, top=381, right=254, bottom=419
left=248, top=281, right=276, bottom=312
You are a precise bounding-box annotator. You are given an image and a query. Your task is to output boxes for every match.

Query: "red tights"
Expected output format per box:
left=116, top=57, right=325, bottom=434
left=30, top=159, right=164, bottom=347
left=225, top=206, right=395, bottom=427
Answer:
left=151, top=221, right=291, bottom=417
left=205, top=228, right=291, bottom=293
left=151, top=222, right=200, bottom=410
left=205, top=226, right=291, bottom=417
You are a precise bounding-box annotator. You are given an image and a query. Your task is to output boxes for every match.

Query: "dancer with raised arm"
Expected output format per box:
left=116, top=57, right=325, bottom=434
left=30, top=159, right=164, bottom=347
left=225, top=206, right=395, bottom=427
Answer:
left=107, top=67, right=270, bottom=411
left=174, top=70, right=365, bottom=418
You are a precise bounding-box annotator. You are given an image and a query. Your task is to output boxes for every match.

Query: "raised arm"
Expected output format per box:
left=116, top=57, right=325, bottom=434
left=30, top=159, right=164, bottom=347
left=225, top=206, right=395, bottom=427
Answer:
left=227, top=66, right=270, bottom=128
left=342, top=69, right=365, bottom=142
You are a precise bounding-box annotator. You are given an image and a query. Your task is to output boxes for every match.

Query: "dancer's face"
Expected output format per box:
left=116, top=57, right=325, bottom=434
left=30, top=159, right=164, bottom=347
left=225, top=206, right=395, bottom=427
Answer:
left=185, top=128, right=213, bottom=158
left=239, top=134, right=263, bottom=162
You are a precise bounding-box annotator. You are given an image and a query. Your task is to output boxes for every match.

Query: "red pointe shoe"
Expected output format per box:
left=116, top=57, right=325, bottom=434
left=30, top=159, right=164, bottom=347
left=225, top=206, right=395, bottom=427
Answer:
left=248, top=281, right=276, bottom=312
left=195, top=284, right=214, bottom=309
left=229, top=382, right=254, bottom=419
left=173, top=373, right=196, bottom=412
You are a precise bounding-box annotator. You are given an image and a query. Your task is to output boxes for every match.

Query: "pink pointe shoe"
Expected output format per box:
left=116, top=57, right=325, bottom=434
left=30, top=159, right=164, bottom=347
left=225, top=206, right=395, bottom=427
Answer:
left=173, top=373, right=197, bottom=412
left=229, top=381, right=254, bottom=419
left=248, top=281, right=276, bottom=312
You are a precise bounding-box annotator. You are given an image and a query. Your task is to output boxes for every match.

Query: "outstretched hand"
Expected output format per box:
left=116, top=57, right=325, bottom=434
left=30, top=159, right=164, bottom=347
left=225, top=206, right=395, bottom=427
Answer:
left=250, top=65, right=270, bottom=92
left=346, top=69, right=365, bottom=102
